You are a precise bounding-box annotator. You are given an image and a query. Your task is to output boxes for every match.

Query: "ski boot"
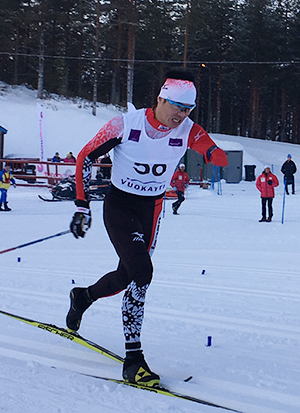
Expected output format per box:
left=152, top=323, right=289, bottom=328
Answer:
left=0, top=203, right=3, bottom=211
left=66, top=287, right=94, bottom=332
left=4, top=203, right=11, bottom=211
left=123, top=350, right=160, bottom=387
left=172, top=203, right=179, bottom=215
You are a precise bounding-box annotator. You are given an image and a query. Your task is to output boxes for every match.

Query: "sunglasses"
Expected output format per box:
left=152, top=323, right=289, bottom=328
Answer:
left=165, top=98, right=196, bottom=112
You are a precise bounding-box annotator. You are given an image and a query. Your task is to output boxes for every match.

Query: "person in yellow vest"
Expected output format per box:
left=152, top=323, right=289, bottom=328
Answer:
left=0, top=163, right=16, bottom=211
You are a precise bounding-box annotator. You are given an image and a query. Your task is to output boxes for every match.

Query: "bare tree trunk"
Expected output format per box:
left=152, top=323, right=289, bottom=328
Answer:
left=207, top=68, right=212, bottom=133
left=111, top=16, right=122, bottom=105
left=279, top=86, right=286, bottom=141
left=93, top=0, right=100, bottom=116
left=215, top=68, right=222, bottom=133
left=292, top=101, right=299, bottom=144
left=58, top=57, right=68, bottom=96
left=77, top=40, right=84, bottom=96
left=194, top=66, right=201, bottom=124
left=127, top=0, right=137, bottom=104
left=127, top=29, right=135, bottom=103
left=92, top=59, right=99, bottom=116
left=37, top=30, right=44, bottom=100
left=271, top=89, right=277, bottom=141
left=183, top=1, right=190, bottom=69
left=249, top=69, right=261, bottom=138
left=13, top=29, right=19, bottom=85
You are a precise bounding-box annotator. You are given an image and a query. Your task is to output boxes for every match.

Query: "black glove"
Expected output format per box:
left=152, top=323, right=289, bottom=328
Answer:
left=70, top=207, right=92, bottom=239
left=267, top=180, right=272, bottom=185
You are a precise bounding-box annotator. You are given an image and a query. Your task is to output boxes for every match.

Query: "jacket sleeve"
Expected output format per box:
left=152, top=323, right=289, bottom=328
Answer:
left=170, top=171, right=178, bottom=187
left=272, top=174, right=279, bottom=187
left=75, top=115, right=124, bottom=206
left=256, top=176, right=262, bottom=192
left=188, top=124, right=228, bottom=166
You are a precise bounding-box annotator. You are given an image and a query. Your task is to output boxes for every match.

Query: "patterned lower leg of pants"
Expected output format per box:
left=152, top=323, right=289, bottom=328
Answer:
left=122, top=280, right=149, bottom=348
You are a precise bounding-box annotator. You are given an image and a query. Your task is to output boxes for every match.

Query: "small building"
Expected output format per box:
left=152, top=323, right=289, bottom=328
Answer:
left=181, top=148, right=243, bottom=184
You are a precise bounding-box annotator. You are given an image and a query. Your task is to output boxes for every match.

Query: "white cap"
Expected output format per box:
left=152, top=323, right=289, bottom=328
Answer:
left=179, top=163, right=185, bottom=168
left=159, top=78, right=197, bottom=105
left=264, top=164, right=271, bottom=170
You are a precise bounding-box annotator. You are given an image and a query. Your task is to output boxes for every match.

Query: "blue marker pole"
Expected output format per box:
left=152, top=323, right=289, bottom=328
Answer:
left=211, top=165, right=216, bottom=189
left=217, top=166, right=222, bottom=195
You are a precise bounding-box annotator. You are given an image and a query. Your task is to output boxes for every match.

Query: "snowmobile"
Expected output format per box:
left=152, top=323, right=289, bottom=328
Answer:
left=39, top=175, right=110, bottom=201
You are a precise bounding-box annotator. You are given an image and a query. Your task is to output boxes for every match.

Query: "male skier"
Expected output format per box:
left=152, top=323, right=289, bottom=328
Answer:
left=67, top=69, right=228, bottom=387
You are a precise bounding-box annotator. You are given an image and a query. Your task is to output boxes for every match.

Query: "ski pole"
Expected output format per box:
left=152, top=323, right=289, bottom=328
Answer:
left=0, top=230, right=71, bottom=255
left=162, top=192, right=166, bottom=218
left=281, top=178, right=287, bottom=224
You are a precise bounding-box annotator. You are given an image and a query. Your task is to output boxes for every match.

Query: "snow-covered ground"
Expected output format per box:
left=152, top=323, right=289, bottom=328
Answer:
left=1, top=84, right=300, bottom=413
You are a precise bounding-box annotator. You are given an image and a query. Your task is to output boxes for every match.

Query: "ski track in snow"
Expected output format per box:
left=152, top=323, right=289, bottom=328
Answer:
left=1, top=90, right=300, bottom=411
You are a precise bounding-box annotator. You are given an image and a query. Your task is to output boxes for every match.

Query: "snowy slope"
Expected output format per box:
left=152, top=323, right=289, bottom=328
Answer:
left=0, top=82, right=122, bottom=159
left=1, top=85, right=300, bottom=413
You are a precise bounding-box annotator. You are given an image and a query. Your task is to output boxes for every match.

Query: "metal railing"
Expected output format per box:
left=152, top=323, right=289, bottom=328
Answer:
left=0, top=159, right=111, bottom=187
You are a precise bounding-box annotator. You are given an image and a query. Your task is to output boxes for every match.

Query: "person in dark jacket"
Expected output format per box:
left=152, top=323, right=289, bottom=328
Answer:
left=98, top=154, right=112, bottom=179
left=52, top=152, right=61, bottom=162
left=281, top=154, right=297, bottom=195
left=256, top=165, right=279, bottom=222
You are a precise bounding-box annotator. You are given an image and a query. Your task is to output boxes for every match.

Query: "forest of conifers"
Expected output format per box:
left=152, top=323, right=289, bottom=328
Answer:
left=1, top=0, right=300, bottom=143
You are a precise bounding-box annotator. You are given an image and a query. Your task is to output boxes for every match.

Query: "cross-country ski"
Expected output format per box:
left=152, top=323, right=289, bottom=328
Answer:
left=0, top=309, right=123, bottom=363
left=0, top=309, right=242, bottom=412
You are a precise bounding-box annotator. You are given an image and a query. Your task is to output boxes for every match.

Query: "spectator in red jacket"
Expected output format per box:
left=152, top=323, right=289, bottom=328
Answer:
left=256, top=165, right=279, bottom=222
left=170, top=163, right=190, bottom=214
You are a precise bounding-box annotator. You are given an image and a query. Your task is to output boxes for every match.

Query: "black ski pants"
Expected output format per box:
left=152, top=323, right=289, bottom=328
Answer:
left=173, top=190, right=185, bottom=212
left=89, top=185, right=163, bottom=299
left=261, top=197, right=273, bottom=219
left=284, top=176, right=295, bottom=194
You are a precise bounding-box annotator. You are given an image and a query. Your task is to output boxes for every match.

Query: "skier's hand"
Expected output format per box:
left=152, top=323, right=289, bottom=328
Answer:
left=70, top=207, right=92, bottom=239
left=210, top=147, right=228, bottom=167
left=267, top=180, right=273, bottom=185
